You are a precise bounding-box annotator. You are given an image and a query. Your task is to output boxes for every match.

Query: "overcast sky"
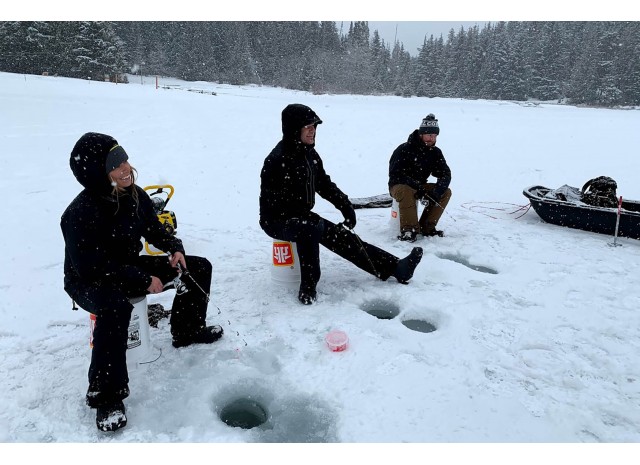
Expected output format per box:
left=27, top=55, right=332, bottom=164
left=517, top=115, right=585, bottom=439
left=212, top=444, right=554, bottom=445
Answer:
left=363, top=21, right=487, bottom=55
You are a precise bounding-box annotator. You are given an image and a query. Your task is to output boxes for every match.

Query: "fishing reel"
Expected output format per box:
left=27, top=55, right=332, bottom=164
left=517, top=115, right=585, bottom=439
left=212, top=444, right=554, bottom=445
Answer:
left=143, top=185, right=177, bottom=255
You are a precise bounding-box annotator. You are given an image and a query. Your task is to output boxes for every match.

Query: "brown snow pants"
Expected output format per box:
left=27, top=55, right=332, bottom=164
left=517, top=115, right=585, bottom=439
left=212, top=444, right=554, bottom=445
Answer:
left=390, top=183, right=452, bottom=234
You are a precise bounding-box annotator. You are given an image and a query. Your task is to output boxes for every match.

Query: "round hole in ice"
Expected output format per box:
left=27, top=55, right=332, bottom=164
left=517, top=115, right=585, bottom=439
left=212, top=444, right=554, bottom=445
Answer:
left=220, top=398, right=268, bottom=429
left=361, top=299, right=400, bottom=320
left=401, top=318, right=437, bottom=333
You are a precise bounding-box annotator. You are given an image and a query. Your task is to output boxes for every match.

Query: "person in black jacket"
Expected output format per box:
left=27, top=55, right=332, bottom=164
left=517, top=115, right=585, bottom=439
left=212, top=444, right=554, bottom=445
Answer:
left=260, top=104, right=423, bottom=305
left=389, top=114, right=452, bottom=242
left=61, top=132, right=223, bottom=432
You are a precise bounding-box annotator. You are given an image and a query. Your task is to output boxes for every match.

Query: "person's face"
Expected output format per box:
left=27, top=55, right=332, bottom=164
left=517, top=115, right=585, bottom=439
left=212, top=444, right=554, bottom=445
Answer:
left=300, top=124, right=316, bottom=145
left=421, top=133, right=437, bottom=146
left=108, top=160, right=133, bottom=189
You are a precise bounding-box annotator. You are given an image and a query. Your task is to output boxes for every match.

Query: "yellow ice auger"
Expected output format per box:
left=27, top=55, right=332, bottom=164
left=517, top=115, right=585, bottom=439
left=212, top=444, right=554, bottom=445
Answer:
left=143, top=184, right=177, bottom=256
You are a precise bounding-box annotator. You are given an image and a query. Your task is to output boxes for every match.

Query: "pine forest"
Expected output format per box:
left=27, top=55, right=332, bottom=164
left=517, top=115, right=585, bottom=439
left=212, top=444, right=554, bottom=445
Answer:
left=1, top=21, right=639, bottom=107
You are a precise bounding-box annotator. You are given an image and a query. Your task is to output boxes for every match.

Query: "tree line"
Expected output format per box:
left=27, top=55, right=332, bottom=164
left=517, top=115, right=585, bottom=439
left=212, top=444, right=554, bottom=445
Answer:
left=1, top=21, right=639, bottom=106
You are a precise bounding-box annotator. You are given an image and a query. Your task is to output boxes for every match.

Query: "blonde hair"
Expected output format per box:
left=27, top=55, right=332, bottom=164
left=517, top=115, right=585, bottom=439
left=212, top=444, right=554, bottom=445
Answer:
left=109, top=165, right=139, bottom=214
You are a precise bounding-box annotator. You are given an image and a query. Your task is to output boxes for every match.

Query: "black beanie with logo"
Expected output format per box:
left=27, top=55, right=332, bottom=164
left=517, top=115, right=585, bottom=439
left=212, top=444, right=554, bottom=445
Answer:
left=419, top=114, right=439, bottom=135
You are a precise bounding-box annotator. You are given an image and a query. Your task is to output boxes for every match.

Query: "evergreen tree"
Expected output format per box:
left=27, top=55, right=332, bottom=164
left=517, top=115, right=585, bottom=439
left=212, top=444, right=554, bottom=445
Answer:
left=594, top=22, right=624, bottom=105
left=414, top=35, right=444, bottom=97
left=0, top=21, right=53, bottom=74
left=567, top=24, right=600, bottom=104
left=617, top=22, right=640, bottom=105
left=369, top=30, right=390, bottom=93
left=340, top=21, right=374, bottom=94
left=501, top=22, right=528, bottom=100
left=389, top=41, right=412, bottom=97
left=70, top=21, right=127, bottom=80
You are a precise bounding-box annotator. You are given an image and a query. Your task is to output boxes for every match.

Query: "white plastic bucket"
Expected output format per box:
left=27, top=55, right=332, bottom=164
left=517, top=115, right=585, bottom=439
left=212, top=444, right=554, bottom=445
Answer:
left=389, top=198, right=401, bottom=236
left=89, top=296, right=161, bottom=370
left=270, top=240, right=300, bottom=288
left=389, top=198, right=418, bottom=237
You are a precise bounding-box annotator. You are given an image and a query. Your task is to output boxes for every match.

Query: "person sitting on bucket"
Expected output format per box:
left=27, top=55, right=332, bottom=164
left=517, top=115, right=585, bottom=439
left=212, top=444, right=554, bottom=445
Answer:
left=60, top=132, right=223, bottom=433
left=259, top=104, right=424, bottom=305
left=389, top=113, right=452, bottom=242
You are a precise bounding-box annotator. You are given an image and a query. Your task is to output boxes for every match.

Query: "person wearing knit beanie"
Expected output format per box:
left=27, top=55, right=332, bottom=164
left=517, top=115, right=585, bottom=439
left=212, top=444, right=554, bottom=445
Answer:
left=388, top=114, right=452, bottom=242
left=61, top=132, right=224, bottom=432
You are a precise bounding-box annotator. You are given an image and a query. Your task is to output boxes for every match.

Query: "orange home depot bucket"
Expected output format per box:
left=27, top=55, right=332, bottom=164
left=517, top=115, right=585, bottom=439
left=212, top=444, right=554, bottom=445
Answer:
left=89, top=296, right=161, bottom=369
left=270, top=240, right=300, bottom=288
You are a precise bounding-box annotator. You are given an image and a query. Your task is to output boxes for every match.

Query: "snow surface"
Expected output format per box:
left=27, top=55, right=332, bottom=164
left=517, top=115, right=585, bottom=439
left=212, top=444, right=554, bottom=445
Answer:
left=1, top=71, right=640, bottom=458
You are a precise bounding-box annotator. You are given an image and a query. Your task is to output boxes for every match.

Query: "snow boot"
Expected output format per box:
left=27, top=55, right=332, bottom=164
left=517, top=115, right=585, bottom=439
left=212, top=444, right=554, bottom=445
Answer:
left=398, top=229, right=418, bottom=243
left=96, top=400, right=127, bottom=432
left=423, top=229, right=444, bottom=237
left=86, top=387, right=130, bottom=409
left=298, top=287, right=317, bottom=305
left=394, top=247, right=423, bottom=284
left=172, top=325, right=224, bottom=348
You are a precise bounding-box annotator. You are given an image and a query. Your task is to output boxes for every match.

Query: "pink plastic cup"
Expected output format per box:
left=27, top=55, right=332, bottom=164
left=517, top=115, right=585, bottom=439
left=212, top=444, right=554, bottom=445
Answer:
left=325, top=330, right=349, bottom=352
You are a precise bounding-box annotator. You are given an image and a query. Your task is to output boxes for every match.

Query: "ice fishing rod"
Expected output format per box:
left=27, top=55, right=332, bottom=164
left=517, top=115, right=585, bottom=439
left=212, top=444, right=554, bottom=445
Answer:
left=404, top=174, right=457, bottom=223
left=175, top=262, right=209, bottom=302
left=424, top=192, right=457, bottom=223
left=172, top=262, right=247, bottom=346
left=339, top=222, right=381, bottom=278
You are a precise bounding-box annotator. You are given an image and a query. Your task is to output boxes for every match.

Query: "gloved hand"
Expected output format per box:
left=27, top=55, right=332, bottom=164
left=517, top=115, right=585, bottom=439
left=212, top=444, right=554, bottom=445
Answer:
left=340, top=204, right=357, bottom=230
left=414, top=186, right=427, bottom=201
left=432, top=187, right=445, bottom=201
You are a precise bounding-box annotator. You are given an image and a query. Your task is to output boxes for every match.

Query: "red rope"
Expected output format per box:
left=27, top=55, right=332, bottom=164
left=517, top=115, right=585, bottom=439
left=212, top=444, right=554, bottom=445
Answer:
left=461, top=201, right=531, bottom=220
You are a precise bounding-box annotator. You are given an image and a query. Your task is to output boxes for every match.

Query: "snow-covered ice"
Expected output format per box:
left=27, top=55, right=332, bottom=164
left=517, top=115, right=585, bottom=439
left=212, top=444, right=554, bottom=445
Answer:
left=1, top=71, right=639, bottom=460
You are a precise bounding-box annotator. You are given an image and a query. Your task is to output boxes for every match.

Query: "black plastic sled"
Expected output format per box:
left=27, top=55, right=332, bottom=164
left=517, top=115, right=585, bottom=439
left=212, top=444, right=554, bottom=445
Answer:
left=523, top=185, right=640, bottom=240
left=349, top=193, right=393, bottom=209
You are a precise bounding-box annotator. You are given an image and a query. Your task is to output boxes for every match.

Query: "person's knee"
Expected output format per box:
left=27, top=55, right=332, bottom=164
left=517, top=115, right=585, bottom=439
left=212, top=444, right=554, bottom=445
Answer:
left=297, top=217, right=324, bottom=241
left=93, top=299, right=134, bottom=333
left=391, top=184, right=415, bottom=202
left=187, top=255, right=212, bottom=275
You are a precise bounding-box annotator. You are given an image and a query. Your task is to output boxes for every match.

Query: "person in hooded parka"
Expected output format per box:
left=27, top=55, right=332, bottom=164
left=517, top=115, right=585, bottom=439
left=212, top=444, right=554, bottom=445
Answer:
left=259, top=104, right=424, bottom=305
left=61, top=132, right=223, bottom=432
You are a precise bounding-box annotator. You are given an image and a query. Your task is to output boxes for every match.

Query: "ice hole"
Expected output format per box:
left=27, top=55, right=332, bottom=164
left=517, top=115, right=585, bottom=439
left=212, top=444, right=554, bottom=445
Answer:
left=361, top=299, right=400, bottom=320
left=220, top=398, right=269, bottom=430
left=437, top=253, right=498, bottom=274
left=401, top=319, right=437, bottom=333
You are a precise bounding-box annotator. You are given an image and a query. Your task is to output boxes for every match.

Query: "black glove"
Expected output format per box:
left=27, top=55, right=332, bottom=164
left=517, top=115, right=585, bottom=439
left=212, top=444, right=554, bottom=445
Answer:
left=340, top=204, right=357, bottom=230
left=431, top=187, right=445, bottom=201
left=414, top=186, right=427, bottom=201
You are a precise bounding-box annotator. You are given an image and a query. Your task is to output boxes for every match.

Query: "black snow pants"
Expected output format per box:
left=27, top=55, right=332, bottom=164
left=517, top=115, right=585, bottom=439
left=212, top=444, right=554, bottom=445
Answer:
left=261, top=212, right=399, bottom=293
left=71, top=255, right=212, bottom=407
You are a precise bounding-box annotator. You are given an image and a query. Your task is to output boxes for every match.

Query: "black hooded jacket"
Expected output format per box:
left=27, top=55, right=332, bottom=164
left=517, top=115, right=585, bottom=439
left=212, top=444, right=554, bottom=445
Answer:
left=60, top=132, right=185, bottom=298
left=259, top=104, right=350, bottom=224
left=388, top=130, right=452, bottom=192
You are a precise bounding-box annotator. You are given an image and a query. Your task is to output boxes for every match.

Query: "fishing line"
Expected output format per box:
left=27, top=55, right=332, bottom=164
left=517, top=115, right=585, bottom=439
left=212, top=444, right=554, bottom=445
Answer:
left=175, top=263, right=248, bottom=347
left=461, top=201, right=531, bottom=220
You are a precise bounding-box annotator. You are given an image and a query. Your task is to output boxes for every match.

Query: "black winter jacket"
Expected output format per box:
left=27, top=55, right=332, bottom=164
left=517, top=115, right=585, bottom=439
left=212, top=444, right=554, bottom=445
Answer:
left=388, top=130, right=451, bottom=193
left=259, top=105, right=350, bottom=225
left=61, top=133, right=185, bottom=299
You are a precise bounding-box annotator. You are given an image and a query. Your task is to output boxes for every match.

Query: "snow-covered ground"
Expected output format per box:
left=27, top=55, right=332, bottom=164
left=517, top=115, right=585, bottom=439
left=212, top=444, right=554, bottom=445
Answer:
left=1, top=71, right=639, bottom=459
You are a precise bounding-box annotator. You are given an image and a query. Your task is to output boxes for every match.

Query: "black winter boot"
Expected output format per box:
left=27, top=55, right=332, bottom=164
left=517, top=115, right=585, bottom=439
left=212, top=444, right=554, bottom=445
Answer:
left=96, top=400, right=127, bottom=432
left=423, top=229, right=444, bottom=237
left=298, top=287, right=317, bottom=305
left=394, top=247, right=423, bottom=284
left=172, top=325, right=224, bottom=348
left=398, top=229, right=418, bottom=243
